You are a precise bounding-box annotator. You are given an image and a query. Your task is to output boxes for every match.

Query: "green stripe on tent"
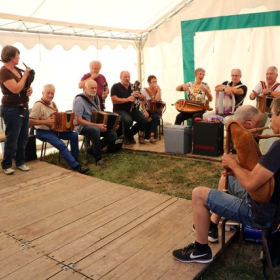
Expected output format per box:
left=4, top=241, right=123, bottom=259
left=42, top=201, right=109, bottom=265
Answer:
left=181, top=11, right=280, bottom=82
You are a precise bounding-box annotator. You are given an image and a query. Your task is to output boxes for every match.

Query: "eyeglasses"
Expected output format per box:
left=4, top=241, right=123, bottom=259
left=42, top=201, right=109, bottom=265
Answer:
left=90, top=87, right=97, bottom=89
left=231, top=75, right=240, bottom=77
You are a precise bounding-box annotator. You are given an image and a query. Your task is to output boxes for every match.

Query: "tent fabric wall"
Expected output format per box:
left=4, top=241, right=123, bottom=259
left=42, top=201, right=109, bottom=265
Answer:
left=0, top=41, right=138, bottom=113
left=1, top=0, right=280, bottom=125
left=142, top=0, right=280, bottom=124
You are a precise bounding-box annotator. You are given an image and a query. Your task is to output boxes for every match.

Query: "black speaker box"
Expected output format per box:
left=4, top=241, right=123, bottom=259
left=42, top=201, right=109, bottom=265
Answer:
left=193, top=121, right=224, bottom=157
left=25, top=135, right=37, bottom=162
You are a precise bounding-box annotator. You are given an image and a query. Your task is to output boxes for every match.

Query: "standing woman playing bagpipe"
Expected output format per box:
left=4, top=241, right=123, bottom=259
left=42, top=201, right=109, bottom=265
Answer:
left=141, top=75, right=162, bottom=143
left=0, top=45, right=33, bottom=175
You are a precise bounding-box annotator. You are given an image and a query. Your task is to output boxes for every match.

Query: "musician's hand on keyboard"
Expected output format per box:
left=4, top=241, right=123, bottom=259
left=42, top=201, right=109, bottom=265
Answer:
left=45, top=117, right=55, bottom=128
left=262, top=88, right=271, bottom=95
left=127, top=96, right=135, bottom=102
left=97, top=123, right=107, bottom=132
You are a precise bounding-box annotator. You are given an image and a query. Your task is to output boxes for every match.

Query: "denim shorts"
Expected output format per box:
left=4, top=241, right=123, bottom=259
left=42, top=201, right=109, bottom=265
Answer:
left=206, top=176, right=273, bottom=229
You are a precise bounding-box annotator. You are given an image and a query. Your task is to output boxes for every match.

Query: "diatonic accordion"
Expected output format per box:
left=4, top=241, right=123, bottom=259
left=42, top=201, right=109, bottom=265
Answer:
left=91, top=111, right=121, bottom=131
left=52, top=111, right=75, bottom=132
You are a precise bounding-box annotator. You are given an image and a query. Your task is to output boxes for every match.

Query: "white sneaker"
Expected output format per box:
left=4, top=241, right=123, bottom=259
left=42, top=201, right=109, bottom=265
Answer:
left=3, top=168, right=15, bottom=175
left=17, top=164, right=30, bottom=171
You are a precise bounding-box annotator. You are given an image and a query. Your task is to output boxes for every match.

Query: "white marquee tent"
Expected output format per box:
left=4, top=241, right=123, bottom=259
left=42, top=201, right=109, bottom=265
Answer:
left=0, top=0, right=280, bottom=125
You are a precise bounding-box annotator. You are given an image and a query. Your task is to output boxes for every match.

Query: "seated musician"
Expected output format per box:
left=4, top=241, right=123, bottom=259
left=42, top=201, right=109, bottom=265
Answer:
left=141, top=75, right=162, bottom=143
left=175, top=67, right=212, bottom=125
left=111, top=71, right=147, bottom=144
left=203, top=68, right=247, bottom=121
left=73, top=79, right=117, bottom=168
left=175, top=105, right=277, bottom=247
left=173, top=97, right=280, bottom=264
left=29, top=84, right=89, bottom=174
left=250, top=66, right=280, bottom=112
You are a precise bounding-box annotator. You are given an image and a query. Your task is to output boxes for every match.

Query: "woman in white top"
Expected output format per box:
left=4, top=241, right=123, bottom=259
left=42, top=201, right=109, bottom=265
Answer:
left=141, top=75, right=162, bottom=143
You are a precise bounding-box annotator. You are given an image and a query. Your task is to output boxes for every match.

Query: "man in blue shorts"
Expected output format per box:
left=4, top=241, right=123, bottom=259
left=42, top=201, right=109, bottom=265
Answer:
left=173, top=98, right=280, bottom=264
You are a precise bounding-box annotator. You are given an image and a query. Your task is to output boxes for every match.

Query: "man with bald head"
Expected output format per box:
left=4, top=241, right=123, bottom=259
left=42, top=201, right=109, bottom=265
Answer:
left=234, top=105, right=278, bottom=155
left=215, top=68, right=247, bottom=112
left=111, top=71, right=147, bottom=144
left=190, top=104, right=277, bottom=245
left=73, top=80, right=117, bottom=168
left=250, top=66, right=280, bottom=112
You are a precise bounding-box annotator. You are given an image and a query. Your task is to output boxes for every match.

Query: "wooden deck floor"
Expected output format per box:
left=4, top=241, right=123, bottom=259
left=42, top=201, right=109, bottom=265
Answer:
left=0, top=160, right=236, bottom=280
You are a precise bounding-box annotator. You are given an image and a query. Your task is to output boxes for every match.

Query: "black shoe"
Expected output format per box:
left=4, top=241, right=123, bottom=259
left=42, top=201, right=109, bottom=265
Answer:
left=173, top=243, right=213, bottom=263
left=208, top=226, right=219, bottom=243
left=74, top=164, right=90, bottom=174
left=87, top=146, right=94, bottom=156
left=129, top=136, right=136, bottom=144
left=123, top=137, right=132, bottom=145
left=192, top=224, right=219, bottom=243
left=96, top=160, right=107, bottom=168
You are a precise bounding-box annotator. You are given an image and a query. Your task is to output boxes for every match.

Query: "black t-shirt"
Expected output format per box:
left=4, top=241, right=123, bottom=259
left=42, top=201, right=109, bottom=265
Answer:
left=222, top=81, right=247, bottom=110
left=110, top=82, right=133, bottom=111
left=251, top=140, right=280, bottom=226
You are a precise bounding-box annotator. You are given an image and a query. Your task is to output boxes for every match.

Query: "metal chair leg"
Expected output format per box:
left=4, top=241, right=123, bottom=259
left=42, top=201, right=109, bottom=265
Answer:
left=40, top=141, right=47, bottom=161
left=262, top=229, right=276, bottom=280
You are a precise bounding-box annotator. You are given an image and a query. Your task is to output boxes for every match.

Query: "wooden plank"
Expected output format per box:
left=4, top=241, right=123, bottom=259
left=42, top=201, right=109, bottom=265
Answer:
left=45, top=193, right=175, bottom=261
left=10, top=184, right=138, bottom=242
left=143, top=227, right=237, bottom=280
left=47, top=269, right=89, bottom=280
left=104, top=220, right=194, bottom=279
left=0, top=177, right=116, bottom=233
left=31, top=189, right=157, bottom=254
left=0, top=244, right=44, bottom=278
left=2, top=256, right=63, bottom=280
left=77, top=200, right=192, bottom=279
left=52, top=197, right=178, bottom=264
left=0, top=235, right=23, bottom=261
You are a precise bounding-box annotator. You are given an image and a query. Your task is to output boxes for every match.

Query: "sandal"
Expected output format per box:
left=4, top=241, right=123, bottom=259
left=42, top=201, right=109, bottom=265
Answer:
left=139, top=135, right=145, bottom=144
left=149, top=136, right=157, bottom=144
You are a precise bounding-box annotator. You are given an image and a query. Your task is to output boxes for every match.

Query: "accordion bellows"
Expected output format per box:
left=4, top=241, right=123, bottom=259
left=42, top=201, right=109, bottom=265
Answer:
left=92, top=111, right=121, bottom=131
left=52, top=112, right=75, bottom=132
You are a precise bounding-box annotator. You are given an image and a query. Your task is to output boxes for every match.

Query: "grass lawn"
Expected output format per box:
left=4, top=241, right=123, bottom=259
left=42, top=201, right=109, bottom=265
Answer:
left=43, top=149, right=280, bottom=280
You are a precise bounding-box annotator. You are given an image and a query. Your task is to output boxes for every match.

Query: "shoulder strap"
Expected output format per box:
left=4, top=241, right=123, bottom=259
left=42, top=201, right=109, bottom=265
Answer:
left=271, top=83, right=280, bottom=91
left=75, top=94, right=100, bottom=111
left=260, top=81, right=266, bottom=89
left=35, top=100, right=58, bottom=112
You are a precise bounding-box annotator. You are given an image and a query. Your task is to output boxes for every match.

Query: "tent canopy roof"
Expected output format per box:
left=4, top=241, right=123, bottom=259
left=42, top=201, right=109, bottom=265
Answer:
left=0, top=0, right=192, bottom=41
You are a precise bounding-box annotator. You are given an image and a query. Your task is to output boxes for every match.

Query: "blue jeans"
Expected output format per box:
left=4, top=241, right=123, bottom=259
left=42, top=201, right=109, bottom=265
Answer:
left=148, top=112, right=159, bottom=133
left=175, top=111, right=205, bottom=125
left=114, top=108, right=147, bottom=137
left=36, top=130, right=79, bottom=169
left=80, top=126, right=117, bottom=162
left=206, top=176, right=273, bottom=229
left=1, top=105, right=29, bottom=169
